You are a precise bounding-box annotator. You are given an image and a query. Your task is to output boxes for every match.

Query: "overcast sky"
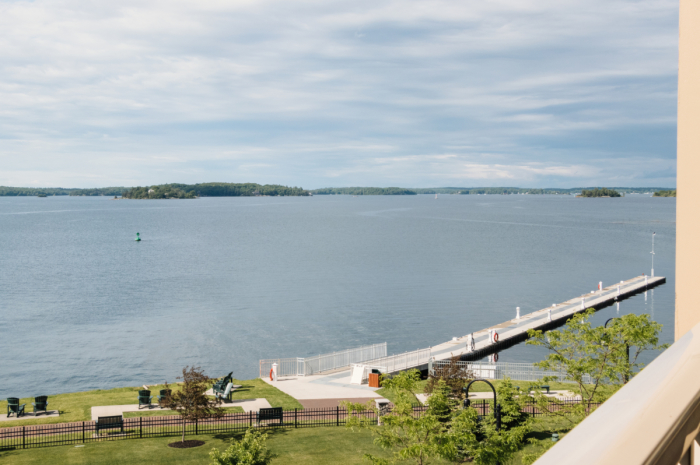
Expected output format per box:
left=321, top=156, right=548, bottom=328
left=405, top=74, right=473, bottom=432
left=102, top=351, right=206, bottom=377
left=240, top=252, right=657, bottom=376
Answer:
left=0, top=0, right=678, bottom=189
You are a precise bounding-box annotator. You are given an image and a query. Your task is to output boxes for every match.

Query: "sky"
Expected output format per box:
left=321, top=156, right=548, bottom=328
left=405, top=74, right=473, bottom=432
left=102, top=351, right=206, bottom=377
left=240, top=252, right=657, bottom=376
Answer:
left=0, top=0, right=678, bottom=189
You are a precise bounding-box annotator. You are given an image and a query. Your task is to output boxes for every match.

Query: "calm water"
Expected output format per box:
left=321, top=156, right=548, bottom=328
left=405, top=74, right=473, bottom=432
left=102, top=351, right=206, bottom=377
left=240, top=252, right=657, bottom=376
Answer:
left=0, top=194, right=676, bottom=397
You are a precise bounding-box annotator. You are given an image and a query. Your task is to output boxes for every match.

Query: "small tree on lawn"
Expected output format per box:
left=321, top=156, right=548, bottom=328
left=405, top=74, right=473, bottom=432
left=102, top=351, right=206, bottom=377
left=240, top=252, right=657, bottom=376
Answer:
left=210, top=429, right=272, bottom=465
left=526, top=309, right=667, bottom=423
left=163, top=366, right=224, bottom=443
left=424, top=354, right=472, bottom=399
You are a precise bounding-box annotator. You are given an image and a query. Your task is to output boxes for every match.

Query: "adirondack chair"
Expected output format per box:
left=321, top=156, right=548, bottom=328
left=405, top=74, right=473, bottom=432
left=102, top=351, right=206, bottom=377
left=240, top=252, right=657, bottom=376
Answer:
left=6, top=398, right=25, bottom=417
left=138, top=390, right=153, bottom=409
left=32, top=396, right=48, bottom=415
left=157, top=389, right=171, bottom=407
left=212, top=372, right=233, bottom=399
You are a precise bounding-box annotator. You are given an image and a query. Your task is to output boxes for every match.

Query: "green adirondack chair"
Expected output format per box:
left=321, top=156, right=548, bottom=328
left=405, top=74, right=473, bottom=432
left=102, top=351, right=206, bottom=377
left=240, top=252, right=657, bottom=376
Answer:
left=7, top=398, right=26, bottom=417
left=157, top=389, right=171, bottom=407
left=32, top=396, right=49, bottom=415
left=138, top=390, right=153, bottom=409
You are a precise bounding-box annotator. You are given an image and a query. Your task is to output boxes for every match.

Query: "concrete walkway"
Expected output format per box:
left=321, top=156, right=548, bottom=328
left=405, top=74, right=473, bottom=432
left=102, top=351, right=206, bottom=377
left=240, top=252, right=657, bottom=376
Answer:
left=263, top=369, right=382, bottom=400
left=0, top=411, right=60, bottom=422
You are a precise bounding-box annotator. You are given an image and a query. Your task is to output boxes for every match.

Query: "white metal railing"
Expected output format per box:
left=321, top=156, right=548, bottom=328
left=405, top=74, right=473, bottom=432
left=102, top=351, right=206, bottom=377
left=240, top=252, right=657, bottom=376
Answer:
left=259, top=342, right=387, bottom=378
left=360, top=347, right=433, bottom=376
left=431, top=360, right=593, bottom=384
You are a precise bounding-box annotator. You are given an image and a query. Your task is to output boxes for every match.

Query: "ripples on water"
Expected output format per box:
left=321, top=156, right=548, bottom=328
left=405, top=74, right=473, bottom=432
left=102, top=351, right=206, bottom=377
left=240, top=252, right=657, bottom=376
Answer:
left=0, top=194, right=675, bottom=396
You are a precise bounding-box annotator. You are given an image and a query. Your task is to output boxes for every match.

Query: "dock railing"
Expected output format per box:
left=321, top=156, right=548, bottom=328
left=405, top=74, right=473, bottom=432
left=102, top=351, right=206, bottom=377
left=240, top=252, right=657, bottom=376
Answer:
left=259, top=342, right=387, bottom=377
left=431, top=359, right=593, bottom=384
left=361, top=347, right=433, bottom=378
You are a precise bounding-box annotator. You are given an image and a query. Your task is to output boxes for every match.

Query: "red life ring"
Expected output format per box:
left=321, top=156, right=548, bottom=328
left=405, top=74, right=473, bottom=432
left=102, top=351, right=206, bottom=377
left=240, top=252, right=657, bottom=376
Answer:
left=270, top=368, right=274, bottom=381
left=493, top=353, right=499, bottom=362
left=493, top=332, right=499, bottom=342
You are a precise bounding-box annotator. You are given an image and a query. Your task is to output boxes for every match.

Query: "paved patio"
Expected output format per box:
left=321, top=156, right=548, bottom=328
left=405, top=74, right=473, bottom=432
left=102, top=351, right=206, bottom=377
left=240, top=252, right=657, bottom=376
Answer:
left=263, top=369, right=382, bottom=400
left=0, top=411, right=60, bottom=422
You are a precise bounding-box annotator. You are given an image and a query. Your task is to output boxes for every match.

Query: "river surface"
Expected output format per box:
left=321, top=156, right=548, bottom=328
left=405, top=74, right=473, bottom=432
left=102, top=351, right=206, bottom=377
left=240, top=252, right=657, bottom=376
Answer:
left=0, top=194, right=676, bottom=397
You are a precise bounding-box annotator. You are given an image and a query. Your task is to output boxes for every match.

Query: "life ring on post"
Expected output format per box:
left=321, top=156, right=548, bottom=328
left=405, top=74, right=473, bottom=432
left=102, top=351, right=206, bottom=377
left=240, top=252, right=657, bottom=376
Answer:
left=493, top=332, right=499, bottom=342
left=270, top=368, right=274, bottom=381
left=493, top=353, right=499, bottom=362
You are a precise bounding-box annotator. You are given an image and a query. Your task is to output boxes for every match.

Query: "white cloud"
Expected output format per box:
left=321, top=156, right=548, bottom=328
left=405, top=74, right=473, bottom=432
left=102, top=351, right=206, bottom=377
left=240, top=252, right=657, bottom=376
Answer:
left=0, top=0, right=678, bottom=188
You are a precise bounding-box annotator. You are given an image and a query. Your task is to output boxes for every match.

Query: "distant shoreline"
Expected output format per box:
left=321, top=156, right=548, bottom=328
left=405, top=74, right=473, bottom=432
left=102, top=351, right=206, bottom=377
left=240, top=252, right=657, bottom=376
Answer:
left=0, top=185, right=676, bottom=197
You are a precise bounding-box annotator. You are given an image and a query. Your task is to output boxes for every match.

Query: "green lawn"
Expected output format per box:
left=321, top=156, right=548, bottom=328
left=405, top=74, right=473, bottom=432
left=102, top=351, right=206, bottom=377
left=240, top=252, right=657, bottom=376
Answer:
left=0, top=427, right=400, bottom=465
left=0, top=378, right=300, bottom=428
left=0, top=417, right=572, bottom=465
left=228, top=378, right=302, bottom=410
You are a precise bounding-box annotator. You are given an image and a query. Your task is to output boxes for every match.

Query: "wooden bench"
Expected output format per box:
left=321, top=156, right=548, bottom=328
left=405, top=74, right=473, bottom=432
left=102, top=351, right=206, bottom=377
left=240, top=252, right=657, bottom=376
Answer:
left=258, top=407, right=283, bottom=426
left=95, top=415, right=124, bottom=434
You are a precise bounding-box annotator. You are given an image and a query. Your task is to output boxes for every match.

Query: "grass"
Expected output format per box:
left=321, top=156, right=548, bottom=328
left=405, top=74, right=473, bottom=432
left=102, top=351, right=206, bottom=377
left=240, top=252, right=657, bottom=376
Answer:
left=227, top=378, right=302, bottom=410
left=123, top=406, right=244, bottom=418
left=0, top=378, right=300, bottom=428
left=0, top=427, right=399, bottom=464
left=0, top=416, right=575, bottom=465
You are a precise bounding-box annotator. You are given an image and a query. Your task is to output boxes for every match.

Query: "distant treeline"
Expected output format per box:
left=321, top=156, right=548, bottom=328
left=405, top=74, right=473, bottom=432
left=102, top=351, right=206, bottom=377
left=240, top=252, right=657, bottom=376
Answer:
left=123, top=183, right=310, bottom=199
left=0, top=186, right=127, bottom=196
left=312, top=187, right=417, bottom=195
left=579, top=188, right=622, bottom=198
left=653, top=190, right=676, bottom=197
left=311, top=187, right=673, bottom=196
left=122, top=186, right=197, bottom=199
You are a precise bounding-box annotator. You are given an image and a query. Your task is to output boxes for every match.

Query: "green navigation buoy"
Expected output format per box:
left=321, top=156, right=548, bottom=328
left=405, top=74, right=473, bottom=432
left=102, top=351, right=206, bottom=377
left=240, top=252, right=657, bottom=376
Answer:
left=135, top=232, right=141, bottom=242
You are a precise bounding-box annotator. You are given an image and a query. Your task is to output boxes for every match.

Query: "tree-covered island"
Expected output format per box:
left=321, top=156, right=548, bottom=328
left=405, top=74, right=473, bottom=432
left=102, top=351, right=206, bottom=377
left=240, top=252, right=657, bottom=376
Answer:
left=122, top=182, right=310, bottom=199
left=653, top=189, right=676, bottom=197
left=578, top=188, right=622, bottom=198
left=122, top=186, right=197, bottom=199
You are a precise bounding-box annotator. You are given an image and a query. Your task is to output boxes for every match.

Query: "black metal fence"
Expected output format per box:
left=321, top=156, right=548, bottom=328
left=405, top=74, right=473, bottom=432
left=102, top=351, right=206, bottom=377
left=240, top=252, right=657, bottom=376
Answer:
left=0, top=399, right=594, bottom=450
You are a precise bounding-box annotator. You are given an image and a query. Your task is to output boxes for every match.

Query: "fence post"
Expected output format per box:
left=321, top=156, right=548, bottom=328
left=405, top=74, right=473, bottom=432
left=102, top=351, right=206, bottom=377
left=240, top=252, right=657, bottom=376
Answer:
left=140, top=416, right=143, bottom=438
left=250, top=411, right=253, bottom=429
left=22, top=426, right=25, bottom=449
left=336, top=406, right=339, bottom=426
left=82, top=421, right=85, bottom=443
left=295, top=409, right=297, bottom=428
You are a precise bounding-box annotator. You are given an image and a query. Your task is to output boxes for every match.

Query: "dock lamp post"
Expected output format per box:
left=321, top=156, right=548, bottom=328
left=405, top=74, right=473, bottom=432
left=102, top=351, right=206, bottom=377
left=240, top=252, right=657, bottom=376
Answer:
left=463, top=379, right=501, bottom=432
left=605, top=318, right=630, bottom=383
left=651, top=232, right=655, bottom=277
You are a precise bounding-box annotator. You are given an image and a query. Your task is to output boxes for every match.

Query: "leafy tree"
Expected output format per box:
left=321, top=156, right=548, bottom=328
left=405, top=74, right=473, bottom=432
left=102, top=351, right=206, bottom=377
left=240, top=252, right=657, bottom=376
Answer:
left=209, top=429, right=272, bottom=465
left=344, top=371, right=528, bottom=465
left=526, top=309, right=666, bottom=422
left=425, top=354, right=472, bottom=399
left=163, top=366, right=224, bottom=443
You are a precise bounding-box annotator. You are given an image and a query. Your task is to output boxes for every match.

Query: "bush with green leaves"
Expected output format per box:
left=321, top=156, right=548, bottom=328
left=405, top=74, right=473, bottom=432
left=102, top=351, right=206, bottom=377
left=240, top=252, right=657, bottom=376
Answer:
left=343, top=370, right=528, bottom=465
left=210, top=429, right=272, bottom=465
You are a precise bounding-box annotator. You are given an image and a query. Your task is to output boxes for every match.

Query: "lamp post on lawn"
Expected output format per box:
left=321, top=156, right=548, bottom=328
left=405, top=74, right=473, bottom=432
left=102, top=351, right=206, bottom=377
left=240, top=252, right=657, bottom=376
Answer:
left=464, top=379, right=501, bottom=465
left=463, top=379, right=501, bottom=432
left=605, top=318, right=630, bottom=383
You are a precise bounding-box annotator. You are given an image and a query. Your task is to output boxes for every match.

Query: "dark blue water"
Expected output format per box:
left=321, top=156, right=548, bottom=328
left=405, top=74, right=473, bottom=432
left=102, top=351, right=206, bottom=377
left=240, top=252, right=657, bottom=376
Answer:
left=0, top=194, right=675, bottom=397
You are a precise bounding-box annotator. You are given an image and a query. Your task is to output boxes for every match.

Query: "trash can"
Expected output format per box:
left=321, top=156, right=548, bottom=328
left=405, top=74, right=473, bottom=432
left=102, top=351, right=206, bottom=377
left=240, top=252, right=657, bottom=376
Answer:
left=369, top=370, right=381, bottom=388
